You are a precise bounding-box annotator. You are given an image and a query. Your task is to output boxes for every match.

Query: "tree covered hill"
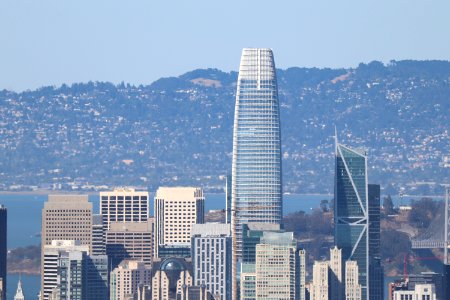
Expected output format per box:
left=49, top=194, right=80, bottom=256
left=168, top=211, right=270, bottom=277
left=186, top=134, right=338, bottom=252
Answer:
left=0, top=60, right=448, bottom=194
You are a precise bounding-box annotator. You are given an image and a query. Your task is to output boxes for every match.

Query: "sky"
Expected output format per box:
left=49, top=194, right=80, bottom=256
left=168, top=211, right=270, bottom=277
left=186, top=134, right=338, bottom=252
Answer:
left=1, top=0, right=449, bottom=91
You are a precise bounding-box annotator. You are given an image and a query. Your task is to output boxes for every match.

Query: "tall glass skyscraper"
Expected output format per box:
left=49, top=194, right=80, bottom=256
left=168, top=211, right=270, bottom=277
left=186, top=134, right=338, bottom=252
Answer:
left=231, top=48, right=282, bottom=299
left=334, top=137, right=369, bottom=300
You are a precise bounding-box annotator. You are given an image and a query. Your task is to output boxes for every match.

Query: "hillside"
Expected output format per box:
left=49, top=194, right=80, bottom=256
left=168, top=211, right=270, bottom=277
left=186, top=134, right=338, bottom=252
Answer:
left=0, top=60, right=448, bottom=194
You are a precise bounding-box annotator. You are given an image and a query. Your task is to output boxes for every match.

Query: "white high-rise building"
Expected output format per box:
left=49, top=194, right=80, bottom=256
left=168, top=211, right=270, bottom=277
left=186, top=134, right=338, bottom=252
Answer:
left=191, top=223, right=231, bottom=300
left=41, top=240, right=89, bottom=300
left=154, top=187, right=204, bottom=258
left=345, top=261, right=362, bottom=300
left=330, top=246, right=343, bottom=300
left=100, top=188, right=149, bottom=230
left=311, top=261, right=329, bottom=300
left=231, top=48, right=282, bottom=299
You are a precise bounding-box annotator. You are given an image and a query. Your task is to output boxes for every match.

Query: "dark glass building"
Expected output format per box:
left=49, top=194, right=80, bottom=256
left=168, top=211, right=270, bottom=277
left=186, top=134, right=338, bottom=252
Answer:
left=368, top=184, right=384, bottom=300
left=335, top=140, right=369, bottom=299
left=0, top=205, right=6, bottom=300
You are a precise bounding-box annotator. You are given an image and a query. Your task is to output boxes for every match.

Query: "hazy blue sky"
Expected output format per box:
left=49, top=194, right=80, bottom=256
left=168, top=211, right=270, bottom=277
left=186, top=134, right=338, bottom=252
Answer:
left=1, top=0, right=449, bottom=91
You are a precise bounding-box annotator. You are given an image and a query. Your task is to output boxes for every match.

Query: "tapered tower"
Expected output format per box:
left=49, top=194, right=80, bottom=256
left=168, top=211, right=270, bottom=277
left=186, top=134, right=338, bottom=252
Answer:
left=231, top=48, right=282, bottom=299
left=334, top=135, right=369, bottom=299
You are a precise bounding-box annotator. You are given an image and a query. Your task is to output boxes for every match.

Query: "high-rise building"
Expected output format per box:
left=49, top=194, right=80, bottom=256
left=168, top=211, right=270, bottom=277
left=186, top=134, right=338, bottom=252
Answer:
left=100, top=188, right=149, bottom=230
left=255, top=232, right=299, bottom=299
left=368, top=184, right=384, bottom=300
left=231, top=48, right=282, bottom=299
left=345, top=261, right=362, bottom=300
left=310, top=261, right=329, bottom=300
left=41, top=240, right=90, bottom=300
left=110, top=260, right=152, bottom=300
left=0, top=205, right=6, bottom=300
left=13, top=278, right=25, bottom=300
left=154, top=187, right=204, bottom=258
left=191, top=223, right=231, bottom=300
left=330, top=246, right=343, bottom=300
left=92, top=214, right=105, bottom=256
left=335, top=138, right=369, bottom=299
left=106, top=218, right=154, bottom=268
left=239, top=227, right=305, bottom=300
left=41, top=195, right=92, bottom=298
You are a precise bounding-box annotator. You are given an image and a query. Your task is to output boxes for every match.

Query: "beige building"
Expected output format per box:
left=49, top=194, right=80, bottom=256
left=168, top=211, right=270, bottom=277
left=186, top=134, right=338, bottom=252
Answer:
left=393, top=284, right=436, bottom=300
left=110, top=260, right=152, bottom=300
left=345, top=261, right=362, bottom=300
left=41, top=195, right=92, bottom=299
left=154, top=187, right=204, bottom=258
left=330, top=246, right=343, bottom=300
left=311, top=261, right=329, bottom=300
left=41, top=240, right=89, bottom=300
left=100, top=188, right=149, bottom=230
left=106, top=218, right=154, bottom=267
left=152, top=268, right=193, bottom=300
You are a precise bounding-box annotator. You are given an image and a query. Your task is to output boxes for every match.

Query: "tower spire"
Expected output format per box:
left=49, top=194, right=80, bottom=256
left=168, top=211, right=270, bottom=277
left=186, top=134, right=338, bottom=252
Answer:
left=14, top=276, right=25, bottom=300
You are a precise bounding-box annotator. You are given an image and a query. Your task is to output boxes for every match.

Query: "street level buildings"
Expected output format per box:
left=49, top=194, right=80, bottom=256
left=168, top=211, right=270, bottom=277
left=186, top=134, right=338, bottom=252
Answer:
left=231, top=48, right=282, bottom=299
left=154, top=187, right=204, bottom=258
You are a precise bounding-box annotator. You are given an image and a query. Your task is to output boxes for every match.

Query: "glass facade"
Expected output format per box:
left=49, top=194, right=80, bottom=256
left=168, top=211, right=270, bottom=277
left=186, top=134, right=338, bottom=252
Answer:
left=231, top=48, right=282, bottom=258
left=335, top=142, right=369, bottom=300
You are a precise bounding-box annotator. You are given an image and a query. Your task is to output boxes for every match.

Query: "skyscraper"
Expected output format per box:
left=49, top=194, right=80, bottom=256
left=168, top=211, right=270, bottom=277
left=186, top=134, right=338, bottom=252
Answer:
left=334, top=137, right=369, bottom=299
left=100, top=188, right=149, bottom=230
left=231, top=48, right=282, bottom=299
left=191, top=223, right=232, bottom=300
left=0, top=205, right=6, bottom=300
left=41, top=195, right=92, bottom=298
left=106, top=218, right=154, bottom=267
left=110, top=260, right=152, bottom=300
left=154, top=187, right=204, bottom=258
left=368, top=184, right=384, bottom=300
left=345, top=261, right=362, bottom=300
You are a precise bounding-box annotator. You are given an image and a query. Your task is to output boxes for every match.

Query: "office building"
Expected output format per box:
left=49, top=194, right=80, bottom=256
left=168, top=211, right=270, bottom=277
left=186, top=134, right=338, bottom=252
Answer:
left=0, top=205, right=6, bottom=300
left=330, top=246, right=343, bottom=300
left=110, top=260, right=152, bottom=300
left=14, top=278, right=25, bottom=300
left=191, top=223, right=231, bottom=300
left=231, top=48, right=282, bottom=299
left=100, top=188, right=149, bottom=230
left=106, top=218, right=154, bottom=267
left=92, top=214, right=105, bottom=256
left=42, top=241, right=89, bottom=300
left=154, top=187, right=204, bottom=258
left=151, top=258, right=193, bottom=300
left=240, top=227, right=305, bottom=300
left=310, top=261, right=329, bottom=300
left=393, top=284, right=436, bottom=300
left=41, top=196, right=92, bottom=298
left=255, top=232, right=299, bottom=299
left=345, top=261, right=362, bottom=300
left=368, top=184, right=384, bottom=300
left=335, top=138, right=369, bottom=299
